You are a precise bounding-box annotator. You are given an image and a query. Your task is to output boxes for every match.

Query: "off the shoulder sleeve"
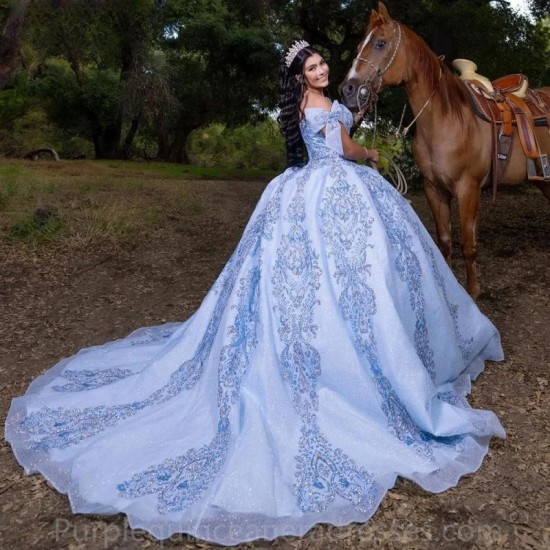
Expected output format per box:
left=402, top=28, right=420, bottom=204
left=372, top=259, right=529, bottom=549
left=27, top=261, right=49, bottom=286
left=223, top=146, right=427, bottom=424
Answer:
left=303, top=104, right=345, bottom=156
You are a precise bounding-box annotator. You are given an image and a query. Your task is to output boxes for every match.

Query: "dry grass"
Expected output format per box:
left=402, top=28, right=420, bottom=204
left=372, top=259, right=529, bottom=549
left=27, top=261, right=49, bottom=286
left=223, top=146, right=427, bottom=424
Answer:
left=0, top=159, right=201, bottom=249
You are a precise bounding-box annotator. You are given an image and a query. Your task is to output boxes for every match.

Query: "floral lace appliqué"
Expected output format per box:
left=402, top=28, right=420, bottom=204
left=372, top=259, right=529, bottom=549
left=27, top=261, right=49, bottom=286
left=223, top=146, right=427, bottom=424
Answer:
left=272, top=166, right=379, bottom=514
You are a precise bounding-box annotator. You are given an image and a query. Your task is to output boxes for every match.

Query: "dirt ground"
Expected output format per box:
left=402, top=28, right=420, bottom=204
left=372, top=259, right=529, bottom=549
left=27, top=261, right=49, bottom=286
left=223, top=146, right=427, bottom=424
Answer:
left=1, top=176, right=549, bottom=550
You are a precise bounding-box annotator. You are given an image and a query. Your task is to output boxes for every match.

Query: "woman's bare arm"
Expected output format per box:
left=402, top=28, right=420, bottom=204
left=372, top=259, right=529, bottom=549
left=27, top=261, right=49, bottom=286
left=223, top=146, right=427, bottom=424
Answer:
left=340, top=126, right=379, bottom=162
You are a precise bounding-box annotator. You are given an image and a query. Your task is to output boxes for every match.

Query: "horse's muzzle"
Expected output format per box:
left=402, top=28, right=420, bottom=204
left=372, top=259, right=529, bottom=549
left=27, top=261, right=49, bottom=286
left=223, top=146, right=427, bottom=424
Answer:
left=339, top=78, right=374, bottom=114
left=339, top=79, right=361, bottom=110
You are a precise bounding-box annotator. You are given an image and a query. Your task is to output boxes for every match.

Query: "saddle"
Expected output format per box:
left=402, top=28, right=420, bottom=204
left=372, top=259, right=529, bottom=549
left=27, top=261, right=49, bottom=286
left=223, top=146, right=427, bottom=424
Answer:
left=463, top=74, right=550, bottom=193
left=461, top=73, right=550, bottom=193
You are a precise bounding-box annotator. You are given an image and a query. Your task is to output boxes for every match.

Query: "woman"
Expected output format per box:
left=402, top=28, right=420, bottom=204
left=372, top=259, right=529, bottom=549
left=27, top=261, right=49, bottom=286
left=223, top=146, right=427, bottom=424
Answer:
left=279, top=41, right=379, bottom=167
left=5, top=41, right=505, bottom=545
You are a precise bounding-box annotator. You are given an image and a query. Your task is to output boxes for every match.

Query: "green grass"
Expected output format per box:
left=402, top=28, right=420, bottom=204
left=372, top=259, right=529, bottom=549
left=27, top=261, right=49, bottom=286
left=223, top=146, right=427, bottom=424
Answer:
left=0, top=165, right=34, bottom=210
left=4, top=212, right=65, bottom=244
left=0, top=159, right=268, bottom=248
left=99, top=160, right=278, bottom=181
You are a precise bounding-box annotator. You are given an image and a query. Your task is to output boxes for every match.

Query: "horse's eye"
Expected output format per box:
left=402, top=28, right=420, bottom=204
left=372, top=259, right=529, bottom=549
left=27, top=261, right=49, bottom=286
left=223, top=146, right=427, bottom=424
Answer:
left=374, top=39, right=386, bottom=49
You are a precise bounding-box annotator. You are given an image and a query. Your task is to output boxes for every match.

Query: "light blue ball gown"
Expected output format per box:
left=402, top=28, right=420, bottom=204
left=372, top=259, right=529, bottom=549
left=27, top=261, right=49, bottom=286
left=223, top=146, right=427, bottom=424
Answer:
left=5, top=100, right=505, bottom=545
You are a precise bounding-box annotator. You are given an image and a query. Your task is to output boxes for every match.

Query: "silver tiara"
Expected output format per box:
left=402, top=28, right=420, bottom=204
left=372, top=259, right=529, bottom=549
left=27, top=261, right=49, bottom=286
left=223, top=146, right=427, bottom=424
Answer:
left=284, top=40, right=310, bottom=68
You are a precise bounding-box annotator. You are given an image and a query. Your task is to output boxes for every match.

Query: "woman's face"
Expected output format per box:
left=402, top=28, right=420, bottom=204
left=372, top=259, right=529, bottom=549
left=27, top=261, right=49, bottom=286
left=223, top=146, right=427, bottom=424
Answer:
left=302, top=53, right=329, bottom=92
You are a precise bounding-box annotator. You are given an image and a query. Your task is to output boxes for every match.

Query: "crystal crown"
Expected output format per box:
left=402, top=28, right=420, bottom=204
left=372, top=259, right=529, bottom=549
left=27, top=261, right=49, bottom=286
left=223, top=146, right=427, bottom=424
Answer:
left=284, top=40, right=310, bottom=68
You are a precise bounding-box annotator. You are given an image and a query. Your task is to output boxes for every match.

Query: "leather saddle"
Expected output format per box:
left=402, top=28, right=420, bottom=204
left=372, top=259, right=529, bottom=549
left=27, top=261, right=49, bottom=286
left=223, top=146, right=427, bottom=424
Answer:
left=462, top=74, right=550, bottom=192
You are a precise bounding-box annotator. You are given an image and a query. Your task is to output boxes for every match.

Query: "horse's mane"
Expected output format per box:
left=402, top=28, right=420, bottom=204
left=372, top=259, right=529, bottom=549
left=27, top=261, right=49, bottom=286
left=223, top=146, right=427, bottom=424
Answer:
left=402, top=25, right=468, bottom=122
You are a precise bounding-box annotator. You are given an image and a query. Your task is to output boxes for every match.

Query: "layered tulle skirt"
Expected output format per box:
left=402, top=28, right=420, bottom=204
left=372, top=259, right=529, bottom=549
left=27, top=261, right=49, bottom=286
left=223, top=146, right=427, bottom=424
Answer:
left=5, top=158, right=505, bottom=545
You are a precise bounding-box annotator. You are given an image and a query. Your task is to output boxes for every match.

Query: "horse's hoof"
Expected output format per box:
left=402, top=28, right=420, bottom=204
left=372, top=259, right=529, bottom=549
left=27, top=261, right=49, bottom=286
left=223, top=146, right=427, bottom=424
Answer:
left=468, top=285, right=481, bottom=299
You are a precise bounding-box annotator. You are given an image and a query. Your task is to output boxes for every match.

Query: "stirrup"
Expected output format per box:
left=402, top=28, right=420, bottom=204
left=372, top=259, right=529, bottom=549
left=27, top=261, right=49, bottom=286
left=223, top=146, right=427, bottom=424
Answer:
left=527, top=156, right=550, bottom=182
left=527, top=158, right=537, bottom=179
left=541, top=154, right=550, bottom=181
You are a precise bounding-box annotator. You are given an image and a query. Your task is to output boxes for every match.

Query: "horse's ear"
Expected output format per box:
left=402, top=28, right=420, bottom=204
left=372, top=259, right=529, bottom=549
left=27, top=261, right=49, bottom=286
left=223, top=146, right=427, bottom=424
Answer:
left=369, top=9, right=379, bottom=24
left=377, top=2, right=391, bottom=23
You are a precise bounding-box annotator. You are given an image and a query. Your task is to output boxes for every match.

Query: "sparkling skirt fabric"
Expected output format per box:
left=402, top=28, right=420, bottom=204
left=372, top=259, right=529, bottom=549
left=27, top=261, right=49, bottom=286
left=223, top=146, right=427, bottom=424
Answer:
left=5, top=156, right=505, bottom=545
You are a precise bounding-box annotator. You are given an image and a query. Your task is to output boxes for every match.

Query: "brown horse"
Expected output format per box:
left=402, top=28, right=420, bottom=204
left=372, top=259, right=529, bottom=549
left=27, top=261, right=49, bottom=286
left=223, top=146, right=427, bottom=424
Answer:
left=339, top=2, right=550, bottom=297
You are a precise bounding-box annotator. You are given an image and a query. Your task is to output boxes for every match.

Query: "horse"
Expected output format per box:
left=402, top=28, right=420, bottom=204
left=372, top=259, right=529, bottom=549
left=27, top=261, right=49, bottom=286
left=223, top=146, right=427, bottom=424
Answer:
left=339, top=1, right=550, bottom=298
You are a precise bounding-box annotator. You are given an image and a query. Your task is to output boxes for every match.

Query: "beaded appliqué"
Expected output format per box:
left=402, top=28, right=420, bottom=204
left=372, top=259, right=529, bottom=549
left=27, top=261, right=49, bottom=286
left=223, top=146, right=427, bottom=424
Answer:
left=367, top=177, right=437, bottom=382
left=52, top=368, right=135, bottom=392
left=295, top=423, right=376, bottom=513
left=20, top=402, right=147, bottom=452
left=320, top=175, right=462, bottom=457
left=273, top=167, right=379, bottom=514
left=19, top=179, right=285, bottom=453
left=118, top=418, right=231, bottom=513
left=395, top=200, right=475, bottom=362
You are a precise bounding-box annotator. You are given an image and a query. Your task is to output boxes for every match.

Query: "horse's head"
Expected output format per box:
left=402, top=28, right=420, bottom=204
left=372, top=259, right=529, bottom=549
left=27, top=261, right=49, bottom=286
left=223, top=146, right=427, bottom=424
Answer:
left=339, top=2, right=406, bottom=122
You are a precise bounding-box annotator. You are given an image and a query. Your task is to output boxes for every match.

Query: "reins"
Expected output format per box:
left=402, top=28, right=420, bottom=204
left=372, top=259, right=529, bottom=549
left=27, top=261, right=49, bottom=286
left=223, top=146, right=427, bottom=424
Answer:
left=395, top=67, right=442, bottom=138
left=352, top=22, right=408, bottom=194
left=370, top=151, right=408, bottom=195
left=350, top=22, right=443, bottom=195
left=363, top=103, right=408, bottom=195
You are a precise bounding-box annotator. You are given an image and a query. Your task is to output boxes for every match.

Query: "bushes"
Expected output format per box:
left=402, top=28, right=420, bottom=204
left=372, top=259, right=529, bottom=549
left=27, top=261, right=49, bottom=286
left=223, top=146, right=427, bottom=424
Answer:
left=187, top=119, right=285, bottom=171
left=0, top=66, right=96, bottom=159
left=0, top=104, right=94, bottom=158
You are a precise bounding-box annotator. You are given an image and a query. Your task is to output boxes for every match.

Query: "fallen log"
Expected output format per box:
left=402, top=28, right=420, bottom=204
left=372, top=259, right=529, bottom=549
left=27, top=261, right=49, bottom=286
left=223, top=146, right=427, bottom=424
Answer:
left=23, top=148, right=60, bottom=161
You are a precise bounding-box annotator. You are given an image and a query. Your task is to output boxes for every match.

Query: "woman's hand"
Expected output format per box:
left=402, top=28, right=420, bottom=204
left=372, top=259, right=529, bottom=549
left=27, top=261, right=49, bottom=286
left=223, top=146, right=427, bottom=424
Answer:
left=340, top=125, right=381, bottom=164
left=363, top=148, right=380, bottom=163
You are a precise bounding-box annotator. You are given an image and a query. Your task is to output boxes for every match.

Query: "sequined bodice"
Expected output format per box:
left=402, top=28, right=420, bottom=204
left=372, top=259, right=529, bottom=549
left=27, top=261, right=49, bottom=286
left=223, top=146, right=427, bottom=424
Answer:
left=299, top=100, right=354, bottom=161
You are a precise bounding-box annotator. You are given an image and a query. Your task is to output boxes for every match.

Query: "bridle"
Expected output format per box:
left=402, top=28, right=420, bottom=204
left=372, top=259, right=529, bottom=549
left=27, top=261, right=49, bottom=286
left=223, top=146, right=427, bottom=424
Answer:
left=351, top=22, right=442, bottom=137
left=353, top=22, right=402, bottom=118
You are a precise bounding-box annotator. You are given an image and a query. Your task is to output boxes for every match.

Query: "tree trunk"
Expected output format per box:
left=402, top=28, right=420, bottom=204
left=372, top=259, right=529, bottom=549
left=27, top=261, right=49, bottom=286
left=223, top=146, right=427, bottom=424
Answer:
left=0, top=0, right=32, bottom=90
left=90, top=114, right=123, bottom=159
left=165, top=115, right=198, bottom=164
left=167, top=130, right=190, bottom=164
left=156, top=114, right=170, bottom=160
left=121, top=111, right=142, bottom=159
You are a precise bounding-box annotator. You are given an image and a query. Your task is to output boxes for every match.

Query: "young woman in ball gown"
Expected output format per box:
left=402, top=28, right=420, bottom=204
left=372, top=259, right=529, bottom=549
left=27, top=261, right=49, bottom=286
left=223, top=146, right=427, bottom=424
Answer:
left=5, top=41, right=505, bottom=545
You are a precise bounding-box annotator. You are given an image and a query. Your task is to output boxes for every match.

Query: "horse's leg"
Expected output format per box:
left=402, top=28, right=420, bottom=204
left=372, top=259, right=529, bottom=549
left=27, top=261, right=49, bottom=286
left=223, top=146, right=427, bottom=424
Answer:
left=456, top=179, right=481, bottom=298
left=534, top=182, right=550, bottom=202
left=423, top=179, right=453, bottom=264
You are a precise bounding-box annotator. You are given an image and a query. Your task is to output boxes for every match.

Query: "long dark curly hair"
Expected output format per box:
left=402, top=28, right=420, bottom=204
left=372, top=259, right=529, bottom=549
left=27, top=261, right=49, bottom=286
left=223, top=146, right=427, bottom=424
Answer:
left=277, top=43, right=323, bottom=168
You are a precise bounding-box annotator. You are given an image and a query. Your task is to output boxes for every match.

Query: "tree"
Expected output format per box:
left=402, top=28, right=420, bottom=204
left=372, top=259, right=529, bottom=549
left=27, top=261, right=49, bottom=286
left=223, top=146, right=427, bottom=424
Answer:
left=529, top=0, right=550, bottom=18
left=152, top=0, right=279, bottom=163
left=0, top=0, right=32, bottom=90
left=26, top=0, right=164, bottom=159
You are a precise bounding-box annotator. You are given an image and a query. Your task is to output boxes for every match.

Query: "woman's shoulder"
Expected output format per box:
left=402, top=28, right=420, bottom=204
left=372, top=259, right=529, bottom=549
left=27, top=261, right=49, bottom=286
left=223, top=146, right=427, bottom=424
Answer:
left=301, top=92, right=332, bottom=112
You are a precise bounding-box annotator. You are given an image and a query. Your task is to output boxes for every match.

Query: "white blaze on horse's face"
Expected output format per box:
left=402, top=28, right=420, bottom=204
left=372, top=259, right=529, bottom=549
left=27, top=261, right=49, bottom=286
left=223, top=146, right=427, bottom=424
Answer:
left=339, top=18, right=400, bottom=113
left=347, top=30, right=375, bottom=80
left=357, top=26, right=393, bottom=80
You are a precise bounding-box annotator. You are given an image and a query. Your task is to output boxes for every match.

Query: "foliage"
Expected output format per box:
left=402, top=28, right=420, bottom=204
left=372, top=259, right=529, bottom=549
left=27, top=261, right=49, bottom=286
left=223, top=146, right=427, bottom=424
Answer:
left=0, top=0, right=547, bottom=168
left=428, top=1, right=550, bottom=86
left=187, top=119, right=285, bottom=170
left=33, top=58, right=120, bottom=132
left=353, top=121, right=423, bottom=189
left=529, top=0, right=550, bottom=19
